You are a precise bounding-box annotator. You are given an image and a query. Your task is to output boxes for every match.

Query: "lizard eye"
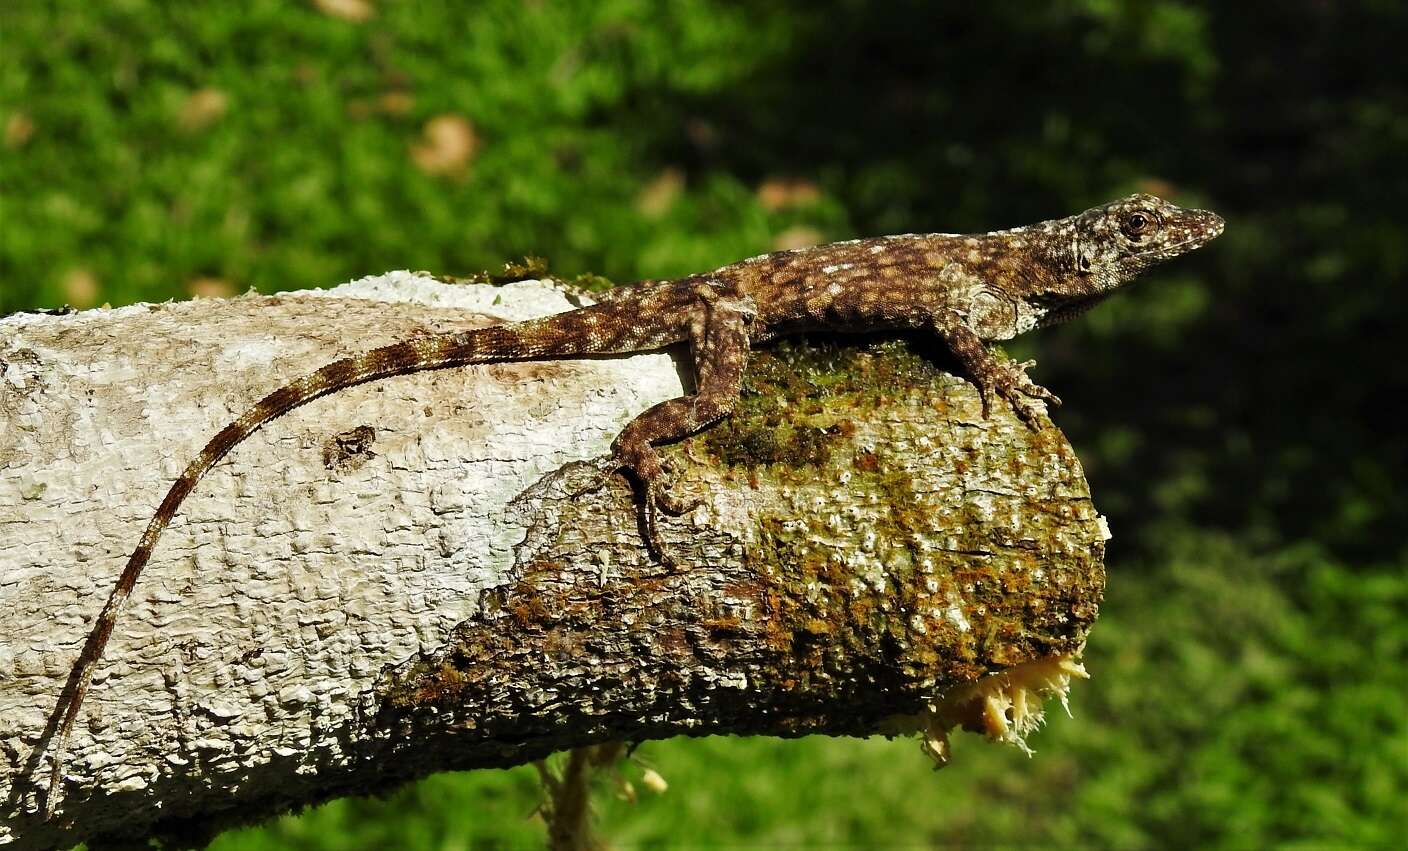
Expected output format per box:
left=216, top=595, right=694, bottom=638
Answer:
left=1122, top=210, right=1155, bottom=239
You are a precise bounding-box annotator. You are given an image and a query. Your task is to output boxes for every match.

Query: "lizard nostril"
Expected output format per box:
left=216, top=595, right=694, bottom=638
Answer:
left=1203, top=212, right=1226, bottom=238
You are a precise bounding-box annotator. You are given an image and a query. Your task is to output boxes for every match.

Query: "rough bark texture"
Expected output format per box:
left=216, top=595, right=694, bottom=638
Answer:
left=0, top=273, right=1107, bottom=849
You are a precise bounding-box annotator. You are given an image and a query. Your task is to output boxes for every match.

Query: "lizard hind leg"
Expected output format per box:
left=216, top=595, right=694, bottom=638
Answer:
left=609, top=291, right=754, bottom=567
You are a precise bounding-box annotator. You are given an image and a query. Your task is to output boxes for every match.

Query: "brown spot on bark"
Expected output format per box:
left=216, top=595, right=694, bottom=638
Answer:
left=322, top=425, right=378, bottom=473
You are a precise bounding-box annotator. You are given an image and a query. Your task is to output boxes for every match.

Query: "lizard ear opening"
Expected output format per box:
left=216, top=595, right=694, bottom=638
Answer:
left=1074, top=229, right=1094, bottom=275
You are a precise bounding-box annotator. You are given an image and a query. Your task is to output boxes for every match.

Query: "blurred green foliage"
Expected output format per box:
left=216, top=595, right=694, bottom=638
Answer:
left=3, top=0, right=1404, bottom=847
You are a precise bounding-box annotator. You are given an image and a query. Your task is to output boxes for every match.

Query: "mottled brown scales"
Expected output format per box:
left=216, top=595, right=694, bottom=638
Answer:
left=39, top=193, right=1223, bottom=817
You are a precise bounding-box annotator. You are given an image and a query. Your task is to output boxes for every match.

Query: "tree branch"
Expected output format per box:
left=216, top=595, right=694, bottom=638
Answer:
left=0, top=273, right=1107, bottom=849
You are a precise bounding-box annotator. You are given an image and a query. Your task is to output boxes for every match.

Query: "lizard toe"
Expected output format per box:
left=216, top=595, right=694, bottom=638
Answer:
left=638, top=490, right=682, bottom=570
left=1022, top=383, right=1062, bottom=406
left=1011, top=397, right=1048, bottom=431
left=656, top=487, right=703, bottom=516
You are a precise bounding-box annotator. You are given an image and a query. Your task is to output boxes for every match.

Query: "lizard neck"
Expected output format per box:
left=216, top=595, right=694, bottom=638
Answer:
left=997, top=218, right=1122, bottom=325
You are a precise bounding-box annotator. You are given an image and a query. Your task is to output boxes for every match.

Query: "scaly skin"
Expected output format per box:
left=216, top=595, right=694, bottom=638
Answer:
left=38, top=192, right=1222, bottom=817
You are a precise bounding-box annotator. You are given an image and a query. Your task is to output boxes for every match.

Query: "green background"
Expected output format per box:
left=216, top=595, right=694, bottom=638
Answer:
left=3, top=0, right=1405, bottom=847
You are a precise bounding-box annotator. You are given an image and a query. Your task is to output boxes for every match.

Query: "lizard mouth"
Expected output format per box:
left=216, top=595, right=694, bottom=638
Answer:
left=1136, top=238, right=1204, bottom=260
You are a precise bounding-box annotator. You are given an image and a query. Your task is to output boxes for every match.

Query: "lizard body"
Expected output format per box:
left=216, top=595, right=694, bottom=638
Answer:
left=39, top=193, right=1222, bottom=815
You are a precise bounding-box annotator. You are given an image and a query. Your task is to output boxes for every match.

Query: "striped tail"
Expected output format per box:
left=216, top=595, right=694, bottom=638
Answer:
left=41, top=312, right=613, bottom=816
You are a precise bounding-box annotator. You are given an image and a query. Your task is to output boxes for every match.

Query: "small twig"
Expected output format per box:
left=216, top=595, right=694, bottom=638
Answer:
left=537, top=744, right=626, bottom=851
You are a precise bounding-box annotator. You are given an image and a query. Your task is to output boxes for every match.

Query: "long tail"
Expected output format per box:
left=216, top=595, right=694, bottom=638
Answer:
left=41, top=308, right=634, bottom=816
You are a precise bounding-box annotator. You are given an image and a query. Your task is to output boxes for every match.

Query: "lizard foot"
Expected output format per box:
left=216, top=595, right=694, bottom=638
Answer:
left=980, top=358, right=1062, bottom=430
left=611, top=448, right=699, bottom=570
left=652, top=456, right=705, bottom=516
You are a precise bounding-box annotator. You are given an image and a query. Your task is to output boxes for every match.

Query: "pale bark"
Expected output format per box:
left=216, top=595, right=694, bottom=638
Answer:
left=0, top=273, right=1107, bottom=849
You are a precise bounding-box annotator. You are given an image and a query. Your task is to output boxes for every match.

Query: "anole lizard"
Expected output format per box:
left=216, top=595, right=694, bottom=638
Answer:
left=39, top=192, right=1222, bottom=816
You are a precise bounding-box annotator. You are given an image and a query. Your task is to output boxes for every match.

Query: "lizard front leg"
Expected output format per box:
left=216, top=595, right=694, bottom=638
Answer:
left=610, top=288, right=755, bottom=566
left=933, top=312, right=1061, bottom=429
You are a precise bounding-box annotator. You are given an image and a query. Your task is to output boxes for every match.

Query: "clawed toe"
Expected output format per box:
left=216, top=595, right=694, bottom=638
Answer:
left=1017, top=381, right=1061, bottom=408
left=655, top=486, right=703, bottom=516
left=608, top=447, right=696, bottom=570
left=975, top=358, right=1059, bottom=430
left=637, top=488, right=687, bottom=571
left=1009, top=396, right=1046, bottom=430
left=1011, top=360, right=1061, bottom=406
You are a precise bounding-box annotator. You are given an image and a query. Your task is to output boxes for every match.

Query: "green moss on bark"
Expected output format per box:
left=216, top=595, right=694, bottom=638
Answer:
left=380, top=336, right=1105, bottom=756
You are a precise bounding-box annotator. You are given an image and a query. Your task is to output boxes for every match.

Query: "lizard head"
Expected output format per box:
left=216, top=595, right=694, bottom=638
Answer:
left=1072, top=193, right=1224, bottom=290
